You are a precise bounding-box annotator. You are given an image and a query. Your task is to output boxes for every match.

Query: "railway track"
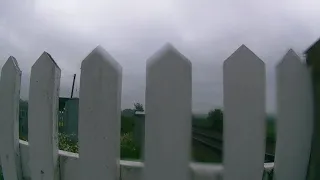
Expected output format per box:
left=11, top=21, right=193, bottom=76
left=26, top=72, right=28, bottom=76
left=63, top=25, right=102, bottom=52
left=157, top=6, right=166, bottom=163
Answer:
left=192, top=128, right=275, bottom=162
left=192, top=129, right=222, bottom=155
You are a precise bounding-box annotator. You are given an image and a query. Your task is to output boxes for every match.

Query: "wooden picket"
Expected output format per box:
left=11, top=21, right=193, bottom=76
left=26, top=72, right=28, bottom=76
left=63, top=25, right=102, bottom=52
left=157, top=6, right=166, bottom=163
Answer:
left=0, top=57, right=22, bottom=180
left=28, top=52, right=61, bottom=180
left=273, top=50, right=313, bottom=180
left=78, top=46, right=122, bottom=180
left=223, top=45, right=266, bottom=180
left=144, top=44, right=192, bottom=180
left=0, top=44, right=315, bottom=180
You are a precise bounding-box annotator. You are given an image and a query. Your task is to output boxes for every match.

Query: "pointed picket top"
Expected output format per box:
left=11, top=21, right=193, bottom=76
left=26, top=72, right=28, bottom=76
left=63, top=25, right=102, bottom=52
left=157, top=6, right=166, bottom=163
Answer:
left=224, top=44, right=264, bottom=68
left=223, top=44, right=266, bottom=179
left=147, top=43, right=191, bottom=68
left=28, top=51, right=61, bottom=180
left=81, top=45, right=122, bottom=74
left=274, top=48, right=313, bottom=179
left=0, top=56, right=22, bottom=180
left=2, top=56, right=21, bottom=74
left=78, top=46, right=122, bottom=180
left=144, top=43, right=192, bottom=180
left=277, top=49, right=302, bottom=68
left=32, top=51, right=60, bottom=71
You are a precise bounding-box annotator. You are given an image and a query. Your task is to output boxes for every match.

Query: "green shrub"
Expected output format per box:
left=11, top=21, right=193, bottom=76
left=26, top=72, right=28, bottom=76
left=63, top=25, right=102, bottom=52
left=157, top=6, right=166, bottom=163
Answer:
left=57, top=132, right=140, bottom=159
left=121, top=116, right=135, bottom=134
left=120, top=132, right=140, bottom=159
left=58, top=133, right=78, bottom=153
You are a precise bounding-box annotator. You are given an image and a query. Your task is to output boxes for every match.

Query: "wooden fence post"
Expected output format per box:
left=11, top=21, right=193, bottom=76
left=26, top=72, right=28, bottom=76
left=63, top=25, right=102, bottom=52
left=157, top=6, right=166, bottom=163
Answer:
left=144, top=44, right=192, bottom=180
left=223, top=45, right=266, bottom=180
left=28, top=52, right=61, bottom=180
left=0, top=57, right=22, bottom=180
left=78, top=46, right=122, bottom=180
left=274, top=50, right=313, bottom=180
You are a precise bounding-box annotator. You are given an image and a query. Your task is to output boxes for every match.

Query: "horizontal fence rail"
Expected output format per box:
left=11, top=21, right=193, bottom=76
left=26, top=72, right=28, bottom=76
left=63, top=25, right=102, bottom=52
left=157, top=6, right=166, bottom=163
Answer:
left=0, top=44, right=313, bottom=180
left=2, top=140, right=274, bottom=180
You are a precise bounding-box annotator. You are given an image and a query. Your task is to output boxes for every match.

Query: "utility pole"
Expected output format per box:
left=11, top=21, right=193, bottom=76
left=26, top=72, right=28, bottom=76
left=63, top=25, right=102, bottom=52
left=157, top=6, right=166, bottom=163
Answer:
left=70, top=74, right=76, bottom=98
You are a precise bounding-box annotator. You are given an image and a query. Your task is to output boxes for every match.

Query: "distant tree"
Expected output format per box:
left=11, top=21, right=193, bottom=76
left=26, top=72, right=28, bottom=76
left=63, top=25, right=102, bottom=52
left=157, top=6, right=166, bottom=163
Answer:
left=134, top=103, right=144, bottom=112
left=207, top=109, right=223, bottom=132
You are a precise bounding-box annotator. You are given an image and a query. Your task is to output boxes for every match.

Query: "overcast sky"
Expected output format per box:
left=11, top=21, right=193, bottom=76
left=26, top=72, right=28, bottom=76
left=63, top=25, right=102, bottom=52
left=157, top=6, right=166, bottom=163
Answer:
left=0, top=0, right=320, bottom=114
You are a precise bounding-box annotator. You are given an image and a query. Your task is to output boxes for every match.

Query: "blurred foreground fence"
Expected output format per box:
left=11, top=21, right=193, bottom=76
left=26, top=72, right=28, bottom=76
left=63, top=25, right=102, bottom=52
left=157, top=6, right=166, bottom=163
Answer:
left=0, top=44, right=313, bottom=180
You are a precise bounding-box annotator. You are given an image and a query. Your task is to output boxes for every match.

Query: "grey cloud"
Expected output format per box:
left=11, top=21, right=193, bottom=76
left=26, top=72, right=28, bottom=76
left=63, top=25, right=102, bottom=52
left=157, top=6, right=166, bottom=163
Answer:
left=1, top=0, right=320, bottom=113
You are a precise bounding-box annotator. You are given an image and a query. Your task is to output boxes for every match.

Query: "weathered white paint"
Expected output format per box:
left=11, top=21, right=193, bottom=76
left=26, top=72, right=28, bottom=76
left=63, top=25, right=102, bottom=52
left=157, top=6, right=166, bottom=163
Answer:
left=78, top=46, right=122, bottom=180
left=144, top=44, right=192, bottom=180
left=273, top=50, right=313, bottom=180
left=28, top=52, right=61, bottom=180
left=0, top=57, right=22, bottom=180
left=223, top=45, right=266, bottom=180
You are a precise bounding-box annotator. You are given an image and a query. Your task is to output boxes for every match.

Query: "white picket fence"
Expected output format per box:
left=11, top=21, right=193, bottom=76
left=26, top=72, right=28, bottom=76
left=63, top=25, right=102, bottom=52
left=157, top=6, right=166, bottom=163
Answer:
left=0, top=44, right=313, bottom=180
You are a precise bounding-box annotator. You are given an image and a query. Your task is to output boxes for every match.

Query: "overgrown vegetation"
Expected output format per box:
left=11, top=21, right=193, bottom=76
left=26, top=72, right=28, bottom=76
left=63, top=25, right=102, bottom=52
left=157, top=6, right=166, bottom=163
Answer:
left=4, top=106, right=276, bottom=179
left=133, top=103, right=144, bottom=112
left=16, top=102, right=276, bottom=167
left=120, top=132, right=140, bottom=159
left=57, top=132, right=140, bottom=159
left=18, top=114, right=140, bottom=159
left=58, top=133, right=79, bottom=153
left=121, top=116, right=136, bottom=134
left=19, top=131, right=140, bottom=160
